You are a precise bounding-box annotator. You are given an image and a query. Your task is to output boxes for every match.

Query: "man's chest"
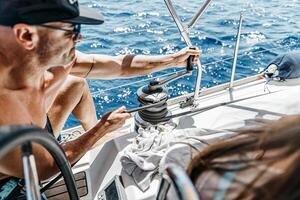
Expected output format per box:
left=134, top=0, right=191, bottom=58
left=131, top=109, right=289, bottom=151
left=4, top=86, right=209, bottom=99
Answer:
left=0, top=93, right=47, bottom=128
left=0, top=67, right=71, bottom=127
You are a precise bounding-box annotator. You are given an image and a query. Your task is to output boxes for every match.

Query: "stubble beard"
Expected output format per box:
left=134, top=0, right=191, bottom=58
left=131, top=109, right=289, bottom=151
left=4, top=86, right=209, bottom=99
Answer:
left=36, top=33, right=73, bottom=68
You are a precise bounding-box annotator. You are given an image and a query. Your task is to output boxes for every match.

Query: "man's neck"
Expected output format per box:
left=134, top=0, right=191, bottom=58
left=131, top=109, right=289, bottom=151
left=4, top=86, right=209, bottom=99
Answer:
left=0, top=62, right=45, bottom=91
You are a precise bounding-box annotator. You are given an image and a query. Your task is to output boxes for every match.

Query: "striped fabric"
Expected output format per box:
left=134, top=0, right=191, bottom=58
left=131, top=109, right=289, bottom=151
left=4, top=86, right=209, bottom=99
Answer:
left=195, top=151, right=287, bottom=200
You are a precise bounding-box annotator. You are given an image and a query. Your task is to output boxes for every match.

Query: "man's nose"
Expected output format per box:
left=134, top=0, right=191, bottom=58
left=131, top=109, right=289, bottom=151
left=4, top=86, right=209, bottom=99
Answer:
left=73, top=33, right=83, bottom=43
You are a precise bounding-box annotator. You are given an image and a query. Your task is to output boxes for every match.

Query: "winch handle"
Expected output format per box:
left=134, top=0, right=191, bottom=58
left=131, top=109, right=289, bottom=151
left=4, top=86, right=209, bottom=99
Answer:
left=187, top=47, right=197, bottom=72
left=147, top=47, right=197, bottom=91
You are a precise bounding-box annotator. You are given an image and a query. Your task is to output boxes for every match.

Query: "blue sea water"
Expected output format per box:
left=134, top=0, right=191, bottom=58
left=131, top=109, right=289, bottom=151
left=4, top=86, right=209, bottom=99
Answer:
left=65, top=0, right=300, bottom=129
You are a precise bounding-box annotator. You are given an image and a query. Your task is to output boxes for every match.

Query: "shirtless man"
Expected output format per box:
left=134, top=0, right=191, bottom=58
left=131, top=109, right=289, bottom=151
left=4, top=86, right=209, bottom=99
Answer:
left=0, top=0, right=199, bottom=194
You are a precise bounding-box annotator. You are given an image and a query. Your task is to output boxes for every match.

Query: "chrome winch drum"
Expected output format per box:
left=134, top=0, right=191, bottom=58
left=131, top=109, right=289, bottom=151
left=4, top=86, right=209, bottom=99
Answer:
left=134, top=83, right=171, bottom=130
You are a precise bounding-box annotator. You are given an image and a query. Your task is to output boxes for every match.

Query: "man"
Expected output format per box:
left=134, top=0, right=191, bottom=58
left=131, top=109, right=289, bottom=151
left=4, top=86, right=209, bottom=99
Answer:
left=0, top=0, right=199, bottom=198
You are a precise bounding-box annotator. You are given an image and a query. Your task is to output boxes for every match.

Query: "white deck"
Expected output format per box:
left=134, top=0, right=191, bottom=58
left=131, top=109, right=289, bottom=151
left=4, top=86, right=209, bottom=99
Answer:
left=63, top=76, right=300, bottom=200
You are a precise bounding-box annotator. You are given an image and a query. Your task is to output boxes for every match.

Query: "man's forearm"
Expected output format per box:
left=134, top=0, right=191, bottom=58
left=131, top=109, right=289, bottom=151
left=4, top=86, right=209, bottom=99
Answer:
left=61, top=122, right=107, bottom=166
left=116, top=54, right=176, bottom=76
left=85, top=53, right=175, bottom=78
left=71, top=48, right=199, bottom=79
left=124, top=54, right=175, bottom=69
left=37, top=122, right=107, bottom=179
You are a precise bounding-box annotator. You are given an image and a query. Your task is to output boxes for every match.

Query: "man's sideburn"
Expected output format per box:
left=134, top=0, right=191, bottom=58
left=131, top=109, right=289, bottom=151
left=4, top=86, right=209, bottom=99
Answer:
left=36, top=30, right=52, bottom=65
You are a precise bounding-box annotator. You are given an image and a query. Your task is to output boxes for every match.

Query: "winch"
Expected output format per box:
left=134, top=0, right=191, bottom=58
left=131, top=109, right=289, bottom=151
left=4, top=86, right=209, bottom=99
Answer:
left=134, top=80, right=171, bottom=129
left=126, top=48, right=196, bottom=130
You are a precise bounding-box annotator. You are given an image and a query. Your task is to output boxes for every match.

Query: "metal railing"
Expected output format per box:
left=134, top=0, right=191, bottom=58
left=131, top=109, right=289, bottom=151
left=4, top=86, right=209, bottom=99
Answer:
left=187, top=0, right=213, bottom=31
left=163, top=0, right=245, bottom=105
left=163, top=0, right=214, bottom=105
left=230, top=13, right=243, bottom=89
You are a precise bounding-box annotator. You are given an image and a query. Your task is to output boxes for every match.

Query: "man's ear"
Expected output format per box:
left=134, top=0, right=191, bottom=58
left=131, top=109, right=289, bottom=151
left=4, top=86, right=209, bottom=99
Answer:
left=12, top=24, right=39, bottom=50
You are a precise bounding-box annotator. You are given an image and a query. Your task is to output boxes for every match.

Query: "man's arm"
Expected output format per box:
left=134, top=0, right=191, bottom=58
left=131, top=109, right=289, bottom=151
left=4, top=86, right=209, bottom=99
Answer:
left=70, top=47, right=200, bottom=79
left=0, top=107, right=130, bottom=180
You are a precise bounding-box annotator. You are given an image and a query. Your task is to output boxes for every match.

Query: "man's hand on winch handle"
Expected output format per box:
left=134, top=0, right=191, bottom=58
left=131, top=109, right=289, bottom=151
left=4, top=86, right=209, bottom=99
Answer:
left=172, top=46, right=200, bottom=67
left=96, top=106, right=131, bottom=135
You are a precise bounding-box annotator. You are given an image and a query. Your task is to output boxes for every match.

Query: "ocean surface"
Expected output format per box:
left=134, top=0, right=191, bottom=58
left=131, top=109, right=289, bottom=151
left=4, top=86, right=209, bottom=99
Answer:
left=65, top=0, right=300, bottom=129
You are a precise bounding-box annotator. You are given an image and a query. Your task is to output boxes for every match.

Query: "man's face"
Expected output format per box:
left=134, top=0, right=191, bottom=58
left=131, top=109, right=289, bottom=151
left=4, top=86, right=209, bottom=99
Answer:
left=36, top=22, right=80, bottom=68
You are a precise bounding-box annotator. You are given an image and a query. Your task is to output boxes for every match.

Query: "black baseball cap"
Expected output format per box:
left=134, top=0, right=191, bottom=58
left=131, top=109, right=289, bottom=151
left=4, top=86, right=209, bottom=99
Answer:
left=0, top=0, right=104, bottom=26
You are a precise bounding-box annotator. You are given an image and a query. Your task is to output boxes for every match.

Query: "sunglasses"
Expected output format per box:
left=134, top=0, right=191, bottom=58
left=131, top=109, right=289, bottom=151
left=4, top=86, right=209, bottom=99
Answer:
left=38, top=24, right=82, bottom=41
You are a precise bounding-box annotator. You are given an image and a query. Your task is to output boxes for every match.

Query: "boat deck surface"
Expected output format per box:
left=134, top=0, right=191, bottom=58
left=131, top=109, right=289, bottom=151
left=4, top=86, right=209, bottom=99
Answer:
left=61, top=76, right=300, bottom=200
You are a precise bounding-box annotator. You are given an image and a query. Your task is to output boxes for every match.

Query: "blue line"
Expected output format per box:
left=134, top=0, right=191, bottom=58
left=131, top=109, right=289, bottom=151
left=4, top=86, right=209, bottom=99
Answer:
left=213, top=170, right=237, bottom=200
